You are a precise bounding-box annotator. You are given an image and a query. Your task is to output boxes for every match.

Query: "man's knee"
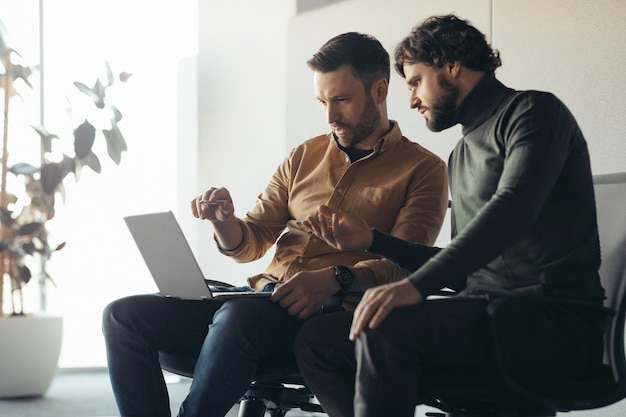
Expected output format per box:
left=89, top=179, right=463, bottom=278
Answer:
left=295, top=312, right=353, bottom=367
left=102, top=294, right=162, bottom=337
left=102, top=296, right=134, bottom=335
left=210, top=299, right=293, bottom=350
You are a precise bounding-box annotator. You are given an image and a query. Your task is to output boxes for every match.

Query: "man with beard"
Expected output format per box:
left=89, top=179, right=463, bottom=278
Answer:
left=102, top=32, right=448, bottom=417
left=295, top=15, right=607, bottom=417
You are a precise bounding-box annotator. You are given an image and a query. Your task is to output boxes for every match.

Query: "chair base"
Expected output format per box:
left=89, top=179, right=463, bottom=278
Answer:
left=239, top=380, right=324, bottom=417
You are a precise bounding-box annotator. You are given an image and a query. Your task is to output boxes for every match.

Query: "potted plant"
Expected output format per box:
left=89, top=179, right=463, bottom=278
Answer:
left=0, top=19, right=129, bottom=397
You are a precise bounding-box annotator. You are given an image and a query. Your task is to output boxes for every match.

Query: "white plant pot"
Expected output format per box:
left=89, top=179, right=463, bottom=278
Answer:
left=0, top=314, right=63, bottom=398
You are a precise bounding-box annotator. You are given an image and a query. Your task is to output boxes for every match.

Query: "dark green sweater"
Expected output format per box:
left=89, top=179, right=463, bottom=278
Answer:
left=369, top=73, right=605, bottom=304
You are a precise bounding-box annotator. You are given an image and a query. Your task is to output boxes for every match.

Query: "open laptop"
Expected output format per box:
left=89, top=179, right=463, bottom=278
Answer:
left=124, top=211, right=271, bottom=300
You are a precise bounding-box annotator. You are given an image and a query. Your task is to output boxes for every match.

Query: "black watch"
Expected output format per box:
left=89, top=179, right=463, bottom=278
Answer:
left=332, top=265, right=355, bottom=295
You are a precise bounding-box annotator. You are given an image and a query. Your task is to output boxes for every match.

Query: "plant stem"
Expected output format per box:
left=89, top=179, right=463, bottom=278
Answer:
left=0, top=65, right=10, bottom=316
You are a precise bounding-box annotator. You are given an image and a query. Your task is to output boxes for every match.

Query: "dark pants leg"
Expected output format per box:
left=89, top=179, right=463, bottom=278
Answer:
left=354, top=297, right=604, bottom=417
left=294, top=310, right=356, bottom=417
left=102, top=294, right=224, bottom=417
left=294, top=299, right=491, bottom=417
left=103, top=294, right=304, bottom=417
left=355, top=297, right=491, bottom=417
left=179, top=297, right=303, bottom=417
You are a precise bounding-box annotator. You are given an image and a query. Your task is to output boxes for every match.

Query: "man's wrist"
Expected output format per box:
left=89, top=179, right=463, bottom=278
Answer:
left=331, top=265, right=355, bottom=295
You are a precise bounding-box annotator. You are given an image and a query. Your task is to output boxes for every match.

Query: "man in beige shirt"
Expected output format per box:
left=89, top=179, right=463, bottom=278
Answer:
left=103, top=32, right=448, bottom=417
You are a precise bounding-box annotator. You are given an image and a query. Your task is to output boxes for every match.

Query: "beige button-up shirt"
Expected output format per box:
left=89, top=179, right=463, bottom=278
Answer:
left=218, top=121, right=448, bottom=299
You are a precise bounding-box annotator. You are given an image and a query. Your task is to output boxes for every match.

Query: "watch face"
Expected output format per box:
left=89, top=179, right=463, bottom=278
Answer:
left=334, top=266, right=354, bottom=291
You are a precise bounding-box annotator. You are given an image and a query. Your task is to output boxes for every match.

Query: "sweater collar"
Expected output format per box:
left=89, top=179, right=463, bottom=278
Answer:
left=454, top=72, right=514, bottom=135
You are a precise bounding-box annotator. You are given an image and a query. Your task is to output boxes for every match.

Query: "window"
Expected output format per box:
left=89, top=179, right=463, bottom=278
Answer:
left=1, top=0, right=198, bottom=368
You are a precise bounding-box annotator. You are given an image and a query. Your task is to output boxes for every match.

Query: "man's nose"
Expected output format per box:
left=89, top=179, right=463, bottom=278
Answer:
left=410, top=89, right=421, bottom=109
left=325, top=103, right=339, bottom=124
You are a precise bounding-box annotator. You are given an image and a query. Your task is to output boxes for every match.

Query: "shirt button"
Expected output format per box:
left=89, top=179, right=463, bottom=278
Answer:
left=312, top=238, right=318, bottom=243
left=345, top=156, right=350, bottom=163
left=297, top=258, right=304, bottom=263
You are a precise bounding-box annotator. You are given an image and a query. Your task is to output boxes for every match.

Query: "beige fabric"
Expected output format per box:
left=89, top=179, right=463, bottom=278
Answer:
left=216, top=122, right=449, bottom=300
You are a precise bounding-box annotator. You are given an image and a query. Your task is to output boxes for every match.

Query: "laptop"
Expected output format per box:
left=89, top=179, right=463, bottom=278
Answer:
left=124, top=211, right=272, bottom=300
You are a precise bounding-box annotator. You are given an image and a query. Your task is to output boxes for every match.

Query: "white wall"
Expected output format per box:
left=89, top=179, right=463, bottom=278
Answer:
left=195, top=0, right=626, bottom=415
left=193, top=0, right=295, bottom=285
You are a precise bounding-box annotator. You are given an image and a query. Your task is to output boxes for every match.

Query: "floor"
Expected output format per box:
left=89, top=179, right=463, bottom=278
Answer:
left=0, top=368, right=318, bottom=417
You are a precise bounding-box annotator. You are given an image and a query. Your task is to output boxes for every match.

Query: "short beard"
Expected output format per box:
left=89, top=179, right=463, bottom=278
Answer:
left=336, top=95, right=380, bottom=148
left=426, top=73, right=459, bottom=132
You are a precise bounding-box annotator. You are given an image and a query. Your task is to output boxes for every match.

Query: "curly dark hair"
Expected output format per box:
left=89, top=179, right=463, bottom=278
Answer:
left=307, top=32, right=390, bottom=90
left=394, top=14, right=501, bottom=78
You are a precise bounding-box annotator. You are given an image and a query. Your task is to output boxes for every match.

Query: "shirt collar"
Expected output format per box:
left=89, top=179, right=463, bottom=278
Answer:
left=332, top=120, right=403, bottom=159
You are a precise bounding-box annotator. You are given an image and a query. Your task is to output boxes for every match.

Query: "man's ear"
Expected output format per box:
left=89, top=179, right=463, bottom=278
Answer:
left=373, top=78, right=389, bottom=103
left=447, top=61, right=462, bottom=78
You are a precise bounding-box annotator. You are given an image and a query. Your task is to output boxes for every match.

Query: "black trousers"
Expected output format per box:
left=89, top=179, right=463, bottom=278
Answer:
left=294, top=296, right=603, bottom=417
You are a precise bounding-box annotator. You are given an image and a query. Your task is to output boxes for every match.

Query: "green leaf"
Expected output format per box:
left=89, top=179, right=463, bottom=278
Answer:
left=74, top=120, right=96, bottom=158
left=73, top=81, right=100, bottom=103
left=107, top=104, right=123, bottom=123
left=78, top=151, right=102, bottom=174
left=10, top=162, right=39, bottom=176
left=15, top=222, right=43, bottom=237
left=32, top=124, right=59, bottom=153
left=40, top=163, right=65, bottom=195
left=8, top=62, right=36, bottom=89
left=18, top=265, right=32, bottom=285
left=103, top=124, right=127, bottom=165
left=105, top=60, right=114, bottom=87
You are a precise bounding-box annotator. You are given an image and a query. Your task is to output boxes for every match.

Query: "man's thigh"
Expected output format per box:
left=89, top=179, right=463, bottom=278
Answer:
left=104, top=293, right=226, bottom=353
left=370, top=295, right=602, bottom=374
left=210, top=297, right=305, bottom=357
left=370, top=296, right=491, bottom=371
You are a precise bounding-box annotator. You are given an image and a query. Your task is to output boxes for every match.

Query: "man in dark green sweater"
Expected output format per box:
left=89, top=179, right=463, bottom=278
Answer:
left=295, top=14, right=607, bottom=417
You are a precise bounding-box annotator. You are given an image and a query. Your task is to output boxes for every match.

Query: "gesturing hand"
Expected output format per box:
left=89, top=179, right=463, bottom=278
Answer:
left=302, top=205, right=373, bottom=251
left=190, top=187, right=234, bottom=222
left=349, top=280, right=423, bottom=341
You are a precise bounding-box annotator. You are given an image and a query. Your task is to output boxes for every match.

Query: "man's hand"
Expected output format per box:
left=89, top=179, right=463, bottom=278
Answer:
left=190, top=187, right=234, bottom=222
left=271, top=268, right=339, bottom=319
left=302, top=205, right=373, bottom=251
left=191, top=187, right=243, bottom=250
left=349, top=280, right=423, bottom=341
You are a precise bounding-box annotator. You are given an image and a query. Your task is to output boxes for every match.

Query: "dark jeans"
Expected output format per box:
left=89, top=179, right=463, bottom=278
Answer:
left=102, top=291, right=303, bottom=417
left=295, top=296, right=604, bottom=417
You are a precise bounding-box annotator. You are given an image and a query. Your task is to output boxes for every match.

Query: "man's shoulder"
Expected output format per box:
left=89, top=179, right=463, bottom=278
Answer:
left=292, top=133, right=331, bottom=151
left=383, top=121, right=445, bottom=164
left=502, top=89, right=565, bottom=114
left=285, top=133, right=333, bottom=164
left=394, top=135, right=446, bottom=166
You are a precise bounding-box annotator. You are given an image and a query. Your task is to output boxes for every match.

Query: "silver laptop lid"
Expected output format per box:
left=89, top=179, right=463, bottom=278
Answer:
left=124, top=211, right=215, bottom=300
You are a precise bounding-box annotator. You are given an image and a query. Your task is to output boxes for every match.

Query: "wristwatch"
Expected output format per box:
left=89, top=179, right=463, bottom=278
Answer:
left=332, top=265, right=355, bottom=295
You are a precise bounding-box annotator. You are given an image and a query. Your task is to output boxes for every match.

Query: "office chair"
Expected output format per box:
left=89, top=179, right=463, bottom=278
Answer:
left=419, top=171, right=626, bottom=417
left=160, top=350, right=323, bottom=417
left=158, top=277, right=324, bottom=416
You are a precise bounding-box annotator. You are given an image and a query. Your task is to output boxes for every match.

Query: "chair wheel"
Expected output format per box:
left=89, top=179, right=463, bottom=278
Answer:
left=238, top=397, right=267, bottom=417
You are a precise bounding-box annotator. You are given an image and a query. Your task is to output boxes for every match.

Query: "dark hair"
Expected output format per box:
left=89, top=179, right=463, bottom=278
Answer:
left=307, top=32, right=390, bottom=89
left=394, top=14, right=501, bottom=77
